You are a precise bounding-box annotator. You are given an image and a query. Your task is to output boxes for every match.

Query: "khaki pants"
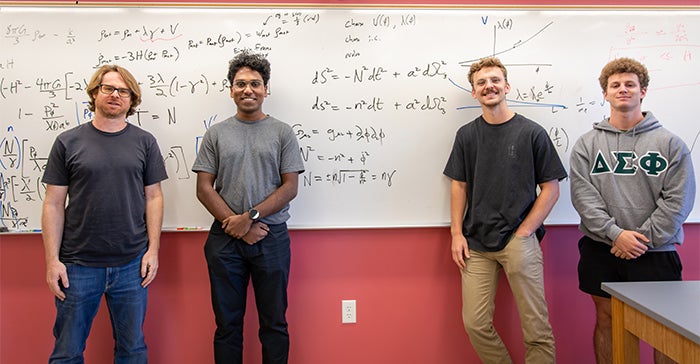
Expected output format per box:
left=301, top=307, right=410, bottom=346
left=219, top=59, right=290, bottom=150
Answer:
left=461, top=233, right=555, bottom=364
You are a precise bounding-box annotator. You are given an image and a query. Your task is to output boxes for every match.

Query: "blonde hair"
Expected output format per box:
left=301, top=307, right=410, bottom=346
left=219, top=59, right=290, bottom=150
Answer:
left=86, top=65, right=142, bottom=117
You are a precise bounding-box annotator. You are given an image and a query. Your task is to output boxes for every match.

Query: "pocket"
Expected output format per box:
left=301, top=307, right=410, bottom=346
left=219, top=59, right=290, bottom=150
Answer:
left=513, top=232, right=535, bottom=242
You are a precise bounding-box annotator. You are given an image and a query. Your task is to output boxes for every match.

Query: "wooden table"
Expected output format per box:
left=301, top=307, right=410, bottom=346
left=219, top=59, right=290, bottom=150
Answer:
left=602, top=281, right=700, bottom=364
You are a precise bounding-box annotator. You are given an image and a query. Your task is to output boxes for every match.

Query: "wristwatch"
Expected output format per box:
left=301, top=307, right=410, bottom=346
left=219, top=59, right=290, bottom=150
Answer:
left=247, top=208, right=260, bottom=222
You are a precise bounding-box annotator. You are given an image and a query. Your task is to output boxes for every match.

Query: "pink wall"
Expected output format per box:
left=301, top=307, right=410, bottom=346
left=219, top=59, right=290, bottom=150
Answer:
left=17, top=0, right=700, bottom=5
left=1, top=0, right=698, bottom=363
left=1, top=225, right=699, bottom=363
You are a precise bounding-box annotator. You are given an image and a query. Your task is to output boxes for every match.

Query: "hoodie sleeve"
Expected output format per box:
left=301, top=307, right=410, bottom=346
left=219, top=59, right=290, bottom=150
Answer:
left=638, top=139, right=696, bottom=248
left=569, top=136, right=624, bottom=245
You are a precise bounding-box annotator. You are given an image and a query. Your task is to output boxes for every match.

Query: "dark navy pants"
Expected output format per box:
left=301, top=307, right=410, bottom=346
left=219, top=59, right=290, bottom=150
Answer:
left=204, top=220, right=291, bottom=364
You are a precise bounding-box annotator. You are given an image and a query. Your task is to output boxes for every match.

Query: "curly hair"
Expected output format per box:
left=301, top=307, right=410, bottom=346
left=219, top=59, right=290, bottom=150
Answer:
left=86, top=65, right=141, bottom=117
left=227, top=50, right=271, bottom=86
left=468, top=57, right=508, bottom=88
left=598, top=57, right=649, bottom=91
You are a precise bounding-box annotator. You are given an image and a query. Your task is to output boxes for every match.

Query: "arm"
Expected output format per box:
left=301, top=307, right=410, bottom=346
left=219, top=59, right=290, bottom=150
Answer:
left=251, top=172, right=300, bottom=221
left=569, top=140, right=648, bottom=258
left=231, top=172, right=299, bottom=244
left=449, top=179, right=469, bottom=269
left=638, top=146, right=696, bottom=248
left=42, top=184, right=68, bottom=301
left=195, top=172, right=234, bottom=223
left=514, top=179, right=560, bottom=237
left=195, top=171, right=242, bottom=237
left=195, top=171, right=300, bottom=243
left=141, top=182, right=164, bottom=288
left=569, top=140, right=625, bottom=244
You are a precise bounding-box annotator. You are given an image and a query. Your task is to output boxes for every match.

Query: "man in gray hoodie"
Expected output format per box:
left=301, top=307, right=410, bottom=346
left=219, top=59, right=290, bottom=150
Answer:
left=570, top=57, right=695, bottom=364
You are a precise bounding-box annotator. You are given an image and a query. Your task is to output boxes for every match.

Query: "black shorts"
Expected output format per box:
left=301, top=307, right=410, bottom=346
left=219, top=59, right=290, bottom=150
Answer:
left=577, top=236, right=683, bottom=298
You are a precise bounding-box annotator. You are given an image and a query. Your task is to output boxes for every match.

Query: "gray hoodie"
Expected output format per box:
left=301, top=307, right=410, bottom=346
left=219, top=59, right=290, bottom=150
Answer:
left=570, top=111, right=695, bottom=251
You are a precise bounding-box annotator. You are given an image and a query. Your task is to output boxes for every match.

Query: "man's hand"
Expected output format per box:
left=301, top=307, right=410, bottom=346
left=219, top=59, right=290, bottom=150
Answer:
left=611, top=230, right=649, bottom=260
left=46, top=260, right=68, bottom=301
left=141, top=249, right=159, bottom=288
left=242, top=222, right=270, bottom=245
left=451, top=235, right=470, bottom=269
left=222, top=214, right=253, bottom=239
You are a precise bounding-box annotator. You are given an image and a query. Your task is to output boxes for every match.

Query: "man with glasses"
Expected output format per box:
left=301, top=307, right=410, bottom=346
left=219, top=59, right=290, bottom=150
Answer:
left=443, top=57, right=566, bottom=363
left=192, top=51, right=304, bottom=363
left=42, top=65, right=167, bottom=363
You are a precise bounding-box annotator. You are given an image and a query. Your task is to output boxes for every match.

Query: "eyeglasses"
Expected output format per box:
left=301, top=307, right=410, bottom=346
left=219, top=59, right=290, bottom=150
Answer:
left=232, top=80, right=264, bottom=91
left=98, top=84, right=132, bottom=98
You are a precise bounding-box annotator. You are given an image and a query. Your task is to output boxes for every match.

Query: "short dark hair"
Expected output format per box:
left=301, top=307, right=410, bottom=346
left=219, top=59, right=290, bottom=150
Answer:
left=227, top=51, right=271, bottom=86
left=598, top=57, right=650, bottom=91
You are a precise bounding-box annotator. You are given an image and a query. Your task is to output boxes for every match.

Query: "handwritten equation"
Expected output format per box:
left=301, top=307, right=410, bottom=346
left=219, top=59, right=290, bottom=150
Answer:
left=1, top=6, right=698, bottom=229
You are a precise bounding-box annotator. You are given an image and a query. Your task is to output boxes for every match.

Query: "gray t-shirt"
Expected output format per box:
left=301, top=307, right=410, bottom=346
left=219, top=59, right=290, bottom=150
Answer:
left=42, top=122, right=168, bottom=266
left=192, top=115, right=304, bottom=224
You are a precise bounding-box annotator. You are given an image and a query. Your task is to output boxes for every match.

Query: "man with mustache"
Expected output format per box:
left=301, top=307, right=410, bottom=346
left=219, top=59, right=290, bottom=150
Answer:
left=444, top=57, right=566, bottom=363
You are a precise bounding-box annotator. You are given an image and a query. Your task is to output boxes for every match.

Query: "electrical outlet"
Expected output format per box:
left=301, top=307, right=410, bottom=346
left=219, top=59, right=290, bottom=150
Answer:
left=341, top=299, right=356, bottom=324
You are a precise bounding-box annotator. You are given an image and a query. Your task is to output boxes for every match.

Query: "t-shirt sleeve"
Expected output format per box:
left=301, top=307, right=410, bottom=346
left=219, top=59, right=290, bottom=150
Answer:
left=42, top=137, right=70, bottom=186
left=191, top=129, right=219, bottom=175
left=280, top=125, right=305, bottom=174
left=443, top=131, right=466, bottom=182
left=533, top=128, right=567, bottom=183
left=144, top=135, right=168, bottom=186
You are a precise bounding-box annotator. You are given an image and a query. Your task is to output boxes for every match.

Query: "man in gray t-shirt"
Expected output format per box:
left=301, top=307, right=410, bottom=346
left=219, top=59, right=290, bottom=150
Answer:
left=192, top=51, right=304, bottom=364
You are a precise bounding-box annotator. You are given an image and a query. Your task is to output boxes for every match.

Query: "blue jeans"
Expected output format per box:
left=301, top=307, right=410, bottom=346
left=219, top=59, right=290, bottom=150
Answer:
left=204, top=220, right=291, bottom=364
left=49, top=253, right=148, bottom=364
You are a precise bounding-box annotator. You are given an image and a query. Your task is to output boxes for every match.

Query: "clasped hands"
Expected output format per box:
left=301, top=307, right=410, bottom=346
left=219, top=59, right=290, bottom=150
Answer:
left=222, top=214, right=269, bottom=245
left=611, top=230, right=649, bottom=260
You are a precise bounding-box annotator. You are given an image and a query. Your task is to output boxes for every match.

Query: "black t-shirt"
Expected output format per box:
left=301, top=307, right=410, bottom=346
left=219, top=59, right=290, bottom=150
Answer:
left=42, top=122, right=168, bottom=266
left=443, top=114, right=567, bottom=251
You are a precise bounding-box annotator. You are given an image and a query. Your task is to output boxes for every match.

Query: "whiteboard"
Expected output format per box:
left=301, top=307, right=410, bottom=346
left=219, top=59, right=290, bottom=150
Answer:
left=1, top=5, right=698, bottom=230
